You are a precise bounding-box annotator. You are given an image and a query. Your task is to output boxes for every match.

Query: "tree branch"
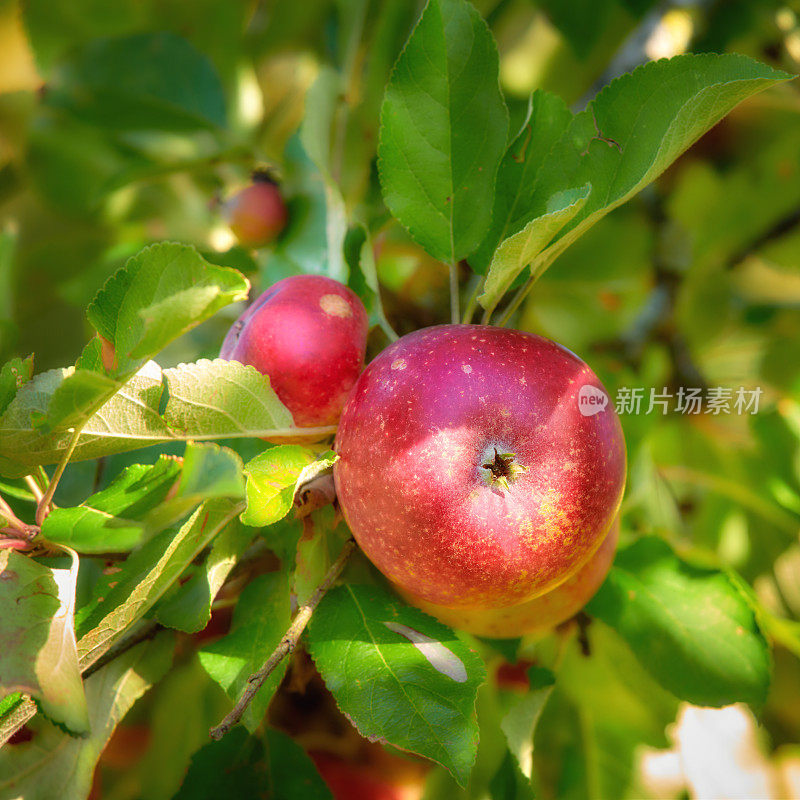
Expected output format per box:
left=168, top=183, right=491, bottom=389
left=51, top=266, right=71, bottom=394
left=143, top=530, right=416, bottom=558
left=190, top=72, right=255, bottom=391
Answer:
left=209, top=537, right=356, bottom=740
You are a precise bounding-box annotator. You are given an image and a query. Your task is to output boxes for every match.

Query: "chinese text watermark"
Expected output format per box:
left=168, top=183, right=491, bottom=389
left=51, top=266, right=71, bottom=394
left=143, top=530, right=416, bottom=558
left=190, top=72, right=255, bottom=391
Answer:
left=578, top=386, right=763, bottom=416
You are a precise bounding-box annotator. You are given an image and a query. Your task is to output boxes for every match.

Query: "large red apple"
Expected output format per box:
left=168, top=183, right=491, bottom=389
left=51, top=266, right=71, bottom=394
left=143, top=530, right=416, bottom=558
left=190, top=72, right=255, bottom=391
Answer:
left=220, top=275, right=368, bottom=427
left=397, top=517, right=619, bottom=637
left=334, top=325, right=625, bottom=608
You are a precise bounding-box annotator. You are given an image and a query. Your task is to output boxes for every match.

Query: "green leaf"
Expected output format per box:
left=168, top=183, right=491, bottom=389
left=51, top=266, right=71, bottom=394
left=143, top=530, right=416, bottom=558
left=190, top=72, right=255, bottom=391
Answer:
left=0, top=359, right=297, bottom=475
left=345, top=224, right=395, bottom=337
left=378, top=0, right=509, bottom=263
left=0, top=243, right=249, bottom=463
left=295, top=506, right=341, bottom=606
left=160, top=359, right=295, bottom=439
left=241, top=445, right=316, bottom=528
left=0, top=633, right=172, bottom=800
left=48, top=32, right=227, bottom=131
left=156, top=519, right=254, bottom=633
left=0, top=549, right=87, bottom=734
left=22, top=0, right=145, bottom=70
left=300, top=65, right=340, bottom=180
left=143, top=442, right=245, bottom=532
left=489, top=751, right=536, bottom=800
left=199, top=572, right=291, bottom=731
left=294, top=448, right=338, bottom=494
left=0, top=693, right=23, bottom=721
left=587, top=536, right=772, bottom=707
left=525, top=54, right=792, bottom=282
left=470, top=90, right=573, bottom=274
left=299, top=66, right=349, bottom=282
left=134, top=654, right=231, bottom=800
left=174, top=727, right=333, bottom=800
left=533, top=622, right=678, bottom=800
left=479, top=184, right=590, bottom=313
left=500, top=666, right=555, bottom=780
left=88, top=242, right=248, bottom=374
left=40, top=456, right=182, bottom=553
left=0, top=356, right=33, bottom=418
left=76, top=498, right=243, bottom=670
left=307, top=583, right=486, bottom=786
left=539, top=0, right=617, bottom=57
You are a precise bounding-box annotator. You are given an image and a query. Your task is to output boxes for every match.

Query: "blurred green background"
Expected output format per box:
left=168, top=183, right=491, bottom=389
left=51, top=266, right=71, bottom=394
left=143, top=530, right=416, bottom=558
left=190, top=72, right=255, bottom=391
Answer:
left=1, top=0, right=800, bottom=797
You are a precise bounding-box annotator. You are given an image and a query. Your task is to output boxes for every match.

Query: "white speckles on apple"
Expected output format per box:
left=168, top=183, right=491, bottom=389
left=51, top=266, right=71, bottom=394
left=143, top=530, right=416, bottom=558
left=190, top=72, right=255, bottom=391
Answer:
left=383, top=622, right=468, bottom=682
left=391, top=358, right=407, bottom=371
left=461, top=364, right=473, bottom=374
left=319, top=293, right=352, bottom=318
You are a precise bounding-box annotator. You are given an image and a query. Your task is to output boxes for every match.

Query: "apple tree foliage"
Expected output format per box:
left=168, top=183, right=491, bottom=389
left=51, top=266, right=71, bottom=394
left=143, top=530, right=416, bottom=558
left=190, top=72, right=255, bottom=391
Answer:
left=0, top=0, right=798, bottom=798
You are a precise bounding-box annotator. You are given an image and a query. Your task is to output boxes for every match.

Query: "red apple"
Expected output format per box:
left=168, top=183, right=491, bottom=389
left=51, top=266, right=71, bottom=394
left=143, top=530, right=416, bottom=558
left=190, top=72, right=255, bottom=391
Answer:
left=495, top=659, right=536, bottom=692
left=221, top=275, right=368, bottom=428
left=397, top=517, right=619, bottom=638
left=309, top=751, right=426, bottom=800
left=334, top=324, right=625, bottom=609
left=224, top=173, right=288, bottom=247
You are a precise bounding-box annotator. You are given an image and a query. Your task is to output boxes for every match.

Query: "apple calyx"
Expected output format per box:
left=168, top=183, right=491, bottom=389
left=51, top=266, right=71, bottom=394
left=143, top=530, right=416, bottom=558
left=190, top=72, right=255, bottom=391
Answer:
left=481, top=448, right=527, bottom=491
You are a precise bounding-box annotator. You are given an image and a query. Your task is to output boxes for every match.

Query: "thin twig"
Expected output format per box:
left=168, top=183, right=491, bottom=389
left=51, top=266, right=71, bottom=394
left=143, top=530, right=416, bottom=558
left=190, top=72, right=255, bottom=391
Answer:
left=449, top=262, right=460, bottom=324
left=35, top=427, right=82, bottom=526
left=24, top=475, right=44, bottom=504
left=209, top=538, right=357, bottom=741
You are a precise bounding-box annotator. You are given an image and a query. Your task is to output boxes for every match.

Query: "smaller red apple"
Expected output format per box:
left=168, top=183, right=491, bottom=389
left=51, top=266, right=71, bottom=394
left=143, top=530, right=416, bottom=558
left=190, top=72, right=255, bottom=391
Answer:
left=495, top=659, right=536, bottom=692
left=397, top=517, right=619, bottom=638
left=309, top=751, right=426, bottom=800
left=220, top=275, right=368, bottom=428
left=224, top=172, right=288, bottom=247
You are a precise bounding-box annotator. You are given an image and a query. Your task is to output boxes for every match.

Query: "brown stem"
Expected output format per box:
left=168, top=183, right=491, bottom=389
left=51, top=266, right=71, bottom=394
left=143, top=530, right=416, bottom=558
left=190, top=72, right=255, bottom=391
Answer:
left=209, top=538, right=356, bottom=741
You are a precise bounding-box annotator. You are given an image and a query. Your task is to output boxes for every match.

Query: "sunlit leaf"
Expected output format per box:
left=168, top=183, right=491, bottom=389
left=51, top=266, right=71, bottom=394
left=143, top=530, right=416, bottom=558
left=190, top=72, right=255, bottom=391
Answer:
left=199, top=571, right=291, bottom=731
left=588, top=537, right=772, bottom=706
left=76, top=498, right=243, bottom=670
left=0, top=634, right=172, bottom=800
left=378, top=0, right=509, bottom=263
left=307, top=583, right=486, bottom=786
left=0, top=548, right=87, bottom=733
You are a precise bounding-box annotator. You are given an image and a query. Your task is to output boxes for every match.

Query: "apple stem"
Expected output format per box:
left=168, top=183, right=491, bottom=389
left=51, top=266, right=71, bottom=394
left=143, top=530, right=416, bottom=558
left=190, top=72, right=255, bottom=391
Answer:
left=449, top=261, right=460, bottom=324
left=496, top=274, right=535, bottom=327
left=481, top=449, right=527, bottom=490
left=209, top=537, right=357, bottom=741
